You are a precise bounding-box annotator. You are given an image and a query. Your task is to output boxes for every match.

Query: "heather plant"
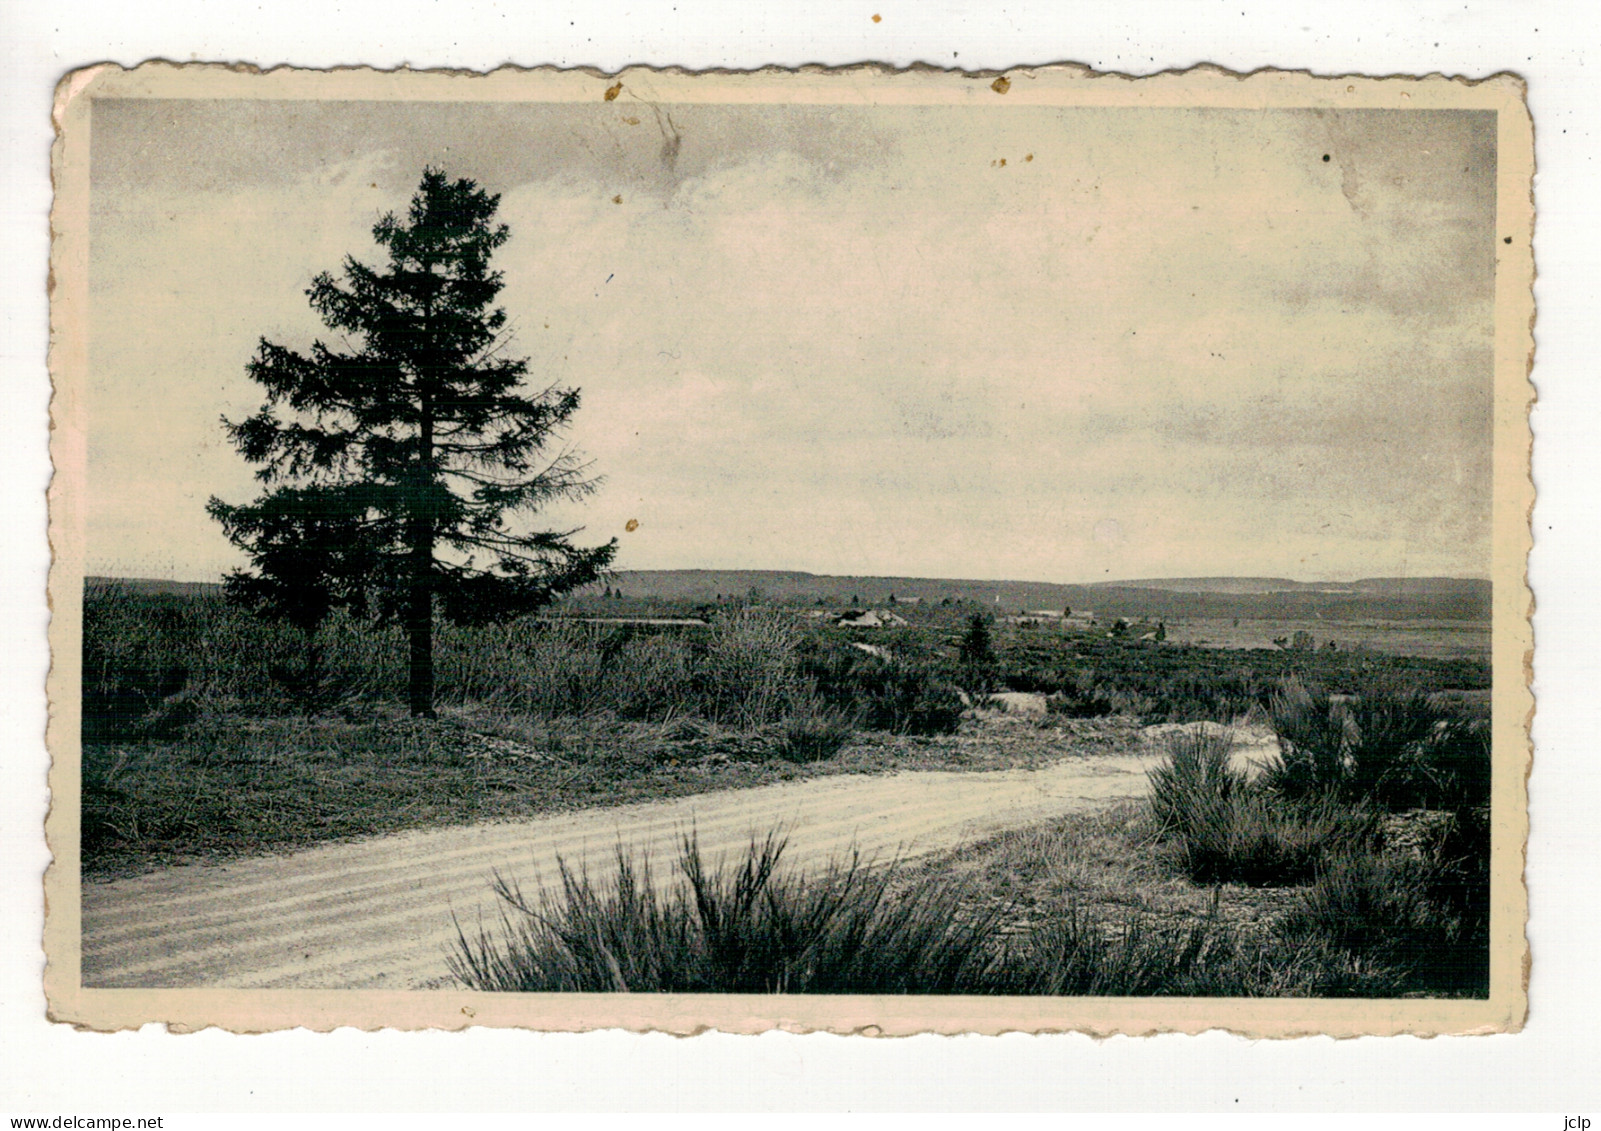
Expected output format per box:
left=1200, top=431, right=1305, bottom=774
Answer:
left=1147, top=728, right=1376, bottom=885
left=1278, top=836, right=1489, bottom=996
left=769, top=704, right=856, bottom=763
left=448, top=830, right=1332, bottom=996
left=1263, top=680, right=1492, bottom=813
left=799, top=643, right=965, bottom=735
left=449, top=832, right=1004, bottom=994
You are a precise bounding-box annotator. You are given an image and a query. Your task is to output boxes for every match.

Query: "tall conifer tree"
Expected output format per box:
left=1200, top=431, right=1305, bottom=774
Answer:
left=209, top=169, right=615, bottom=717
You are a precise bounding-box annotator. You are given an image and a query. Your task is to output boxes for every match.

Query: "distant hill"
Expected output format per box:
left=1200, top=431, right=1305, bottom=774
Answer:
left=1106, top=576, right=1490, bottom=598
left=86, top=576, right=224, bottom=598
left=86, top=570, right=1492, bottom=622
left=597, top=570, right=1491, bottom=622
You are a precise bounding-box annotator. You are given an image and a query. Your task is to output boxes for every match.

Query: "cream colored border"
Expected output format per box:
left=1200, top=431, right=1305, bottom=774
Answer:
left=44, top=61, right=1534, bottom=1036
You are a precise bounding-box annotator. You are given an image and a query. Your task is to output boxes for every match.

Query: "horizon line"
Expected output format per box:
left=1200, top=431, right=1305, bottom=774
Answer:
left=84, top=567, right=1495, bottom=589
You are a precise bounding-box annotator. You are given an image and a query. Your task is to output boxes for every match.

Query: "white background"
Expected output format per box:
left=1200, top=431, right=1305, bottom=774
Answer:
left=2, top=0, right=1597, bottom=1114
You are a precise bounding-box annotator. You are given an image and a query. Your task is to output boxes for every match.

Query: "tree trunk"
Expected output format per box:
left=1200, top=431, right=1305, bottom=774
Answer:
left=408, top=394, right=436, bottom=718
left=408, top=562, right=434, bottom=718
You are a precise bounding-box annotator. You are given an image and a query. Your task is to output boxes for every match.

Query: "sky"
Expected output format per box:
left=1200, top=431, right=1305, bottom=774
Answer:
left=85, top=97, right=1497, bottom=584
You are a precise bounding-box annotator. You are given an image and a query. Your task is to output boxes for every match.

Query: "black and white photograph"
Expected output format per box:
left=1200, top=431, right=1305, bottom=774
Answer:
left=43, top=62, right=1532, bottom=1036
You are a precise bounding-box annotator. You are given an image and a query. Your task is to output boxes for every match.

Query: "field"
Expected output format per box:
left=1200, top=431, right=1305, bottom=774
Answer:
left=78, top=578, right=1494, bottom=996
left=1159, top=617, right=1489, bottom=659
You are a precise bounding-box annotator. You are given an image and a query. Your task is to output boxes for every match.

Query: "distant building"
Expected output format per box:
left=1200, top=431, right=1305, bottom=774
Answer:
left=834, top=608, right=909, bottom=629
left=1009, top=609, right=1096, bottom=629
left=1007, top=614, right=1060, bottom=627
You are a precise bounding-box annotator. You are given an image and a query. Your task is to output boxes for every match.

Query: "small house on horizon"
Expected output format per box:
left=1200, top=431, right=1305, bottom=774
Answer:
left=834, top=608, right=909, bottom=629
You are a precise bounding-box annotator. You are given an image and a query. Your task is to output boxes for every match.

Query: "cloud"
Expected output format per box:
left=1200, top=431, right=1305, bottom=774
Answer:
left=85, top=103, right=1497, bottom=582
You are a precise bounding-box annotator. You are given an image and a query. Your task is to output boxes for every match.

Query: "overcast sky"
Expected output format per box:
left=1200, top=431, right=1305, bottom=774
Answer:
left=86, top=97, right=1496, bottom=583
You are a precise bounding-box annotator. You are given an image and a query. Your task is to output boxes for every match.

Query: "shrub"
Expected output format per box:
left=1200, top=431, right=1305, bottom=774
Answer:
left=1148, top=728, right=1375, bottom=885
left=1278, top=840, right=1489, bottom=996
left=800, top=645, right=966, bottom=735
left=1263, top=681, right=1492, bottom=812
left=449, top=832, right=1003, bottom=994
left=694, top=610, right=808, bottom=727
left=480, top=619, right=608, bottom=716
left=600, top=634, right=697, bottom=720
left=1261, top=681, right=1351, bottom=799
left=1280, top=851, right=1437, bottom=955
left=769, top=706, right=856, bottom=763
left=81, top=585, right=312, bottom=738
left=1147, top=726, right=1249, bottom=829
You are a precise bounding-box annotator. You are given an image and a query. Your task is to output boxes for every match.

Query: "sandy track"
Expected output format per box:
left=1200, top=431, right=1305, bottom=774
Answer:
left=80, top=729, right=1276, bottom=990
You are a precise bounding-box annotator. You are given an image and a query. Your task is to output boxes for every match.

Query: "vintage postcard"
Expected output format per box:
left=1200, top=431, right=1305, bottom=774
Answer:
left=45, top=62, right=1533, bottom=1035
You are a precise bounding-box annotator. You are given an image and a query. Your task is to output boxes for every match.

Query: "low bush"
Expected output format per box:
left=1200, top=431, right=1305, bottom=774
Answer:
left=1263, top=681, right=1492, bottom=812
left=450, top=832, right=1004, bottom=994
left=994, top=896, right=1265, bottom=996
left=800, top=645, right=966, bottom=735
left=1278, top=837, right=1489, bottom=996
left=1280, top=851, right=1438, bottom=957
left=1044, top=684, right=1116, bottom=718
left=768, top=707, right=856, bottom=763
left=1147, top=728, right=1376, bottom=885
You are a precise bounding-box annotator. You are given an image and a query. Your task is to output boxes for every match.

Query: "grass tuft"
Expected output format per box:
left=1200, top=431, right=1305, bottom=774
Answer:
left=450, top=831, right=1003, bottom=994
left=1147, top=728, right=1375, bottom=886
left=769, top=707, right=856, bottom=763
left=1263, top=681, right=1491, bottom=812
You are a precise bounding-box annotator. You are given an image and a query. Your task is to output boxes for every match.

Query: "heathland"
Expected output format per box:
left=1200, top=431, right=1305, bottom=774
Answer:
left=78, top=572, right=1493, bottom=997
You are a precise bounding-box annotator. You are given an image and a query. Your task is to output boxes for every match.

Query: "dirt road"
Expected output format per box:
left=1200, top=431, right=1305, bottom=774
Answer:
left=80, top=727, right=1276, bottom=990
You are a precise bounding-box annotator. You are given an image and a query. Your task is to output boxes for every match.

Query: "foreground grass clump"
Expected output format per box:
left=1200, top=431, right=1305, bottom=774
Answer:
left=1265, top=680, right=1491, bottom=811
left=1141, top=687, right=1492, bottom=996
left=450, top=830, right=1293, bottom=996
left=1279, top=805, right=1491, bottom=996
left=450, top=832, right=1005, bottom=994
left=1147, top=728, right=1375, bottom=885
